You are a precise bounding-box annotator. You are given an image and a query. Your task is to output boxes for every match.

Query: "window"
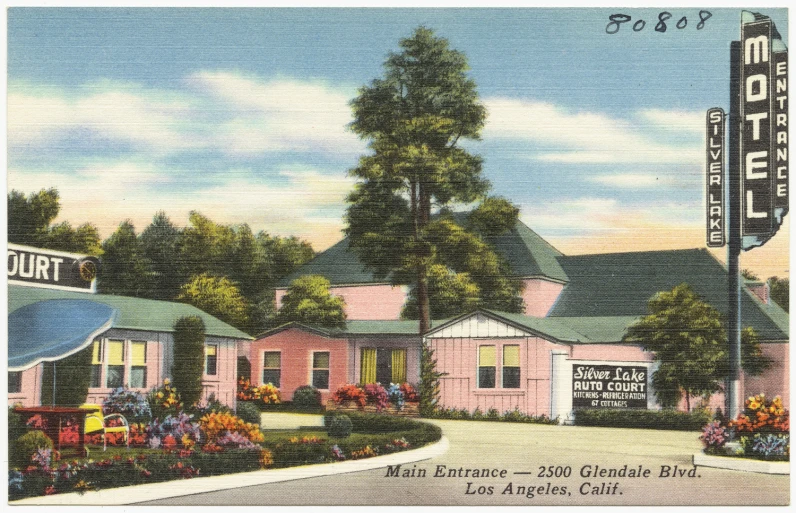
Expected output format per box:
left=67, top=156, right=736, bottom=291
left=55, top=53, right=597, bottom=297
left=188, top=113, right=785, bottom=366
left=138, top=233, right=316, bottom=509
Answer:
left=205, top=344, right=218, bottom=376
left=106, top=340, right=125, bottom=389
left=502, top=345, right=521, bottom=388
left=478, top=346, right=496, bottom=388
left=312, top=352, right=330, bottom=389
left=361, top=348, right=407, bottom=384
left=130, top=341, right=147, bottom=388
left=9, top=371, right=22, bottom=394
left=90, top=340, right=103, bottom=388
left=263, top=352, right=281, bottom=387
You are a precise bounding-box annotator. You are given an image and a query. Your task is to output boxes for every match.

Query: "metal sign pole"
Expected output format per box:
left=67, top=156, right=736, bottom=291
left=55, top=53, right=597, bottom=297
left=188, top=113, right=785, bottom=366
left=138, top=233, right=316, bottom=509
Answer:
left=727, top=40, right=742, bottom=420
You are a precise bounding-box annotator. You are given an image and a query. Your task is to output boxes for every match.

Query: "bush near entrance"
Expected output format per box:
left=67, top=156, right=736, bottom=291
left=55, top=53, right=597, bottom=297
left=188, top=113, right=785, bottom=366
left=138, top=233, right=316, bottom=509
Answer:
left=427, top=406, right=558, bottom=425
left=574, top=408, right=711, bottom=431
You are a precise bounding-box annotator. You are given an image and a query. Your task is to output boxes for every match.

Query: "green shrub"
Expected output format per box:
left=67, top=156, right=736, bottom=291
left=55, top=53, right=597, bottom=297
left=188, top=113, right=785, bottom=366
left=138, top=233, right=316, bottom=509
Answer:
left=426, top=407, right=557, bottom=425
left=13, top=430, right=53, bottom=468
left=292, top=386, right=322, bottom=409
left=172, top=316, right=206, bottom=408
left=236, top=401, right=262, bottom=426
left=328, top=415, right=353, bottom=438
left=40, top=345, right=93, bottom=406
left=573, top=408, right=711, bottom=431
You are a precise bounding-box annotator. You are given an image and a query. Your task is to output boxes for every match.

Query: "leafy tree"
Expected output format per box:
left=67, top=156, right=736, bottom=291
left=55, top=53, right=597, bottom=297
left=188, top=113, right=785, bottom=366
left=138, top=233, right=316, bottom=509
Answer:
left=97, top=221, right=154, bottom=296
left=40, top=346, right=93, bottom=407
left=347, top=26, right=523, bottom=333
left=768, top=276, right=789, bottom=312
left=741, top=268, right=760, bottom=281
left=171, top=316, right=206, bottom=408
left=139, top=211, right=184, bottom=301
left=465, top=196, right=520, bottom=236
left=8, top=188, right=102, bottom=255
left=623, top=283, right=771, bottom=410
left=418, top=343, right=446, bottom=416
left=8, top=188, right=60, bottom=247
left=275, top=275, right=346, bottom=329
left=45, top=221, right=103, bottom=255
left=177, top=273, right=250, bottom=330
left=178, top=211, right=236, bottom=278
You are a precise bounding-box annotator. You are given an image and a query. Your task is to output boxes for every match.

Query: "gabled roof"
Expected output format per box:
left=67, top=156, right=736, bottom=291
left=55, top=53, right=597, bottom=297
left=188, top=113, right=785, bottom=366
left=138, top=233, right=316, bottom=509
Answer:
left=486, top=221, right=568, bottom=282
left=277, top=219, right=567, bottom=287
left=550, top=249, right=788, bottom=341
left=8, top=285, right=252, bottom=340
left=277, top=237, right=382, bottom=287
left=254, top=318, right=450, bottom=340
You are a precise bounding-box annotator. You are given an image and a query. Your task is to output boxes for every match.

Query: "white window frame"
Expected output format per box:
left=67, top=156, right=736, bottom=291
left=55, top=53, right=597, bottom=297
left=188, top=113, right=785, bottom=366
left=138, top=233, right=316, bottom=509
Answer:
left=310, top=351, right=331, bottom=391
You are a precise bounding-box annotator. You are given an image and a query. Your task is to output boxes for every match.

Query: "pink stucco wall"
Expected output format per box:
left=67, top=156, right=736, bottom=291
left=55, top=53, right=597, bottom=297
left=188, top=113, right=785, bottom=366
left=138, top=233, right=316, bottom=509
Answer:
left=199, top=338, right=239, bottom=408
left=250, top=328, right=349, bottom=403
left=8, top=365, right=43, bottom=407
left=276, top=284, right=408, bottom=321
left=521, top=278, right=565, bottom=317
left=570, top=344, right=652, bottom=362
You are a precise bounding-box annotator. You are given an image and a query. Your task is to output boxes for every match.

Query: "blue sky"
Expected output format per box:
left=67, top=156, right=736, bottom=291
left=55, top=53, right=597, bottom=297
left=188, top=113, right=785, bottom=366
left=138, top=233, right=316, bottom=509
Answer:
left=6, top=7, right=789, bottom=277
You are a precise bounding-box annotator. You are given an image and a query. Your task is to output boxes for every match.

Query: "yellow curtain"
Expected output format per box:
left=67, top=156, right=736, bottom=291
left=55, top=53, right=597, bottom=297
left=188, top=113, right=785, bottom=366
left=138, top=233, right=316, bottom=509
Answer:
left=391, top=349, right=407, bottom=383
left=131, top=342, right=147, bottom=366
left=107, top=340, right=125, bottom=365
left=503, top=345, right=520, bottom=367
left=361, top=348, right=377, bottom=384
left=91, top=341, right=102, bottom=365
left=479, top=346, right=496, bottom=367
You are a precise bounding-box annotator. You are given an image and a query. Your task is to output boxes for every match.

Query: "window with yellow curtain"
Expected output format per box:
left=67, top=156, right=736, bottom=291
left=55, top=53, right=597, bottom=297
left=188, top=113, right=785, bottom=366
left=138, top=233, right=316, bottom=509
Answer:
left=502, top=345, right=520, bottom=388
left=361, top=348, right=377, bottom=384
left=90, top=340, right=103, bottom=388
left=205, top=344, right=218, bottom=376
left=391, top=348, right=407, bottom=383
left=478, top=345, right=496, bottom=388
left=106, top=340, right=125, bottom=389
left=130, top=341, right=147, bottom=388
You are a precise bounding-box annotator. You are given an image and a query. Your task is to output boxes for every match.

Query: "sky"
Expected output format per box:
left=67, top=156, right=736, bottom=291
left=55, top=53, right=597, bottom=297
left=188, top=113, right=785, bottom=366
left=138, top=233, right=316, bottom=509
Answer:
left=5, top=7, right=790, bottom=279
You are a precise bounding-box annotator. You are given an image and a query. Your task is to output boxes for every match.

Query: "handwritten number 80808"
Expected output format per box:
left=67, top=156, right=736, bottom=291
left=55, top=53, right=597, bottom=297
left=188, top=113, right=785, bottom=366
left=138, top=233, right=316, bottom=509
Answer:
left=606, top=11, right=712, bottom=34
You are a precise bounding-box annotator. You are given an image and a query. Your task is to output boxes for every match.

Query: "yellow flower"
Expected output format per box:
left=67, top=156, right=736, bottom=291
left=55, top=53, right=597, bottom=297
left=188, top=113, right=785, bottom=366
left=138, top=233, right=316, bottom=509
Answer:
left=163, top=378, right=170, bottom=385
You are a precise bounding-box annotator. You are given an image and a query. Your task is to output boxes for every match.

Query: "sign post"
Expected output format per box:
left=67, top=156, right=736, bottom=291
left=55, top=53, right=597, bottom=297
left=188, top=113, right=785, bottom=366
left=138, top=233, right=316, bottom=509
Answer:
left=721, top=11, right=788, bottom=420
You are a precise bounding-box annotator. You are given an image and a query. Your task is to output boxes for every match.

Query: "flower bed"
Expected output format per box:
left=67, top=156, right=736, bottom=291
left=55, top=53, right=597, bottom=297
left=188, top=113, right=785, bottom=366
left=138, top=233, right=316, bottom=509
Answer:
left=10, top=400, right=440, bottom=500
left=328, top=383, right=420, bottom=416
left=699, top=394, right=789, bottom=462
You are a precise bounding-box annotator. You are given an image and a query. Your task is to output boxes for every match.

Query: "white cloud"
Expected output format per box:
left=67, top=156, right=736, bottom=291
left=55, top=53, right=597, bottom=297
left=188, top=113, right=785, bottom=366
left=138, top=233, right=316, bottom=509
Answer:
left=8, top=73, right=364, bottom=159
left=520, top=196, right=700, bottom=235
left=8, top=87, right=202, bottom=153
left=638, top=109, right=704, bottom=134
left=187, top=72, right=364, bottom=156
left=8, top=164, right=356, bottom=251
left=587, top=173, right=677, bottom=189
left=483, top=98, right=702, bottom=164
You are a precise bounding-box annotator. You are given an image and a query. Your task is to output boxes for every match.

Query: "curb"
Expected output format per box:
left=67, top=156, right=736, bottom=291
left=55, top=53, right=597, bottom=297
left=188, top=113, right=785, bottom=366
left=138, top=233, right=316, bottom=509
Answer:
left=12, top=436, right=450, bottom=505
left=693, top=452, right=790, bottom=475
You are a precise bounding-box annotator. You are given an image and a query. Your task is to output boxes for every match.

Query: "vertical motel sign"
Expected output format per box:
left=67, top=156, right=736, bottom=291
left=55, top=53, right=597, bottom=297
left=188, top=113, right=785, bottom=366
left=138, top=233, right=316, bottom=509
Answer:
left=706, top=108, right=725, bottom=247
left=740, top=15, right=789, bottom=248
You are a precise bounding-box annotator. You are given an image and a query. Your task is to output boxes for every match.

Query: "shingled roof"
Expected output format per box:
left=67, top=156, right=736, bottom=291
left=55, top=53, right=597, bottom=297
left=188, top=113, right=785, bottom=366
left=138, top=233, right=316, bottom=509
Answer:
left=550, top=249, right=788, bottom=341
left=8, top=285, right=252, bottom=340
left=277, top=219, right=568, bottom=287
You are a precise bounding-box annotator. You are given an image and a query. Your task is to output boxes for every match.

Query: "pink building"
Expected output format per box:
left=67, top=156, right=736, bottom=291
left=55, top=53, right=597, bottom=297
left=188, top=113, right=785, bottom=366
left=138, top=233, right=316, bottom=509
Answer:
left=9, top=280, right=251, bottom=409
left=263, top=220, right=789, bottom=419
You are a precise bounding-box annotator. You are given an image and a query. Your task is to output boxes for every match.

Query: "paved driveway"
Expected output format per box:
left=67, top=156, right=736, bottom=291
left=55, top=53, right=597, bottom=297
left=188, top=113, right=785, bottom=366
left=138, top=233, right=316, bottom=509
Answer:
left=144, top=419, right=789, bottom=506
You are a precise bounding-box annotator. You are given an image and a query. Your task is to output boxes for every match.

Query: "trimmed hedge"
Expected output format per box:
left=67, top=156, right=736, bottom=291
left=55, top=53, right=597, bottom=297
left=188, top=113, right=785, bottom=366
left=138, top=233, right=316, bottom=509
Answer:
left=574, top=408, right=712, bottom=431
left=266, top=413, right=441, bottom=469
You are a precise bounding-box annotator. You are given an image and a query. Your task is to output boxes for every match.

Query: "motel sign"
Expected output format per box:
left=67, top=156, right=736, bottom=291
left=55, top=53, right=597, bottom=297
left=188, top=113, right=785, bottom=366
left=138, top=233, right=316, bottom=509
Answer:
left=707, top=12, right=788, bottom=249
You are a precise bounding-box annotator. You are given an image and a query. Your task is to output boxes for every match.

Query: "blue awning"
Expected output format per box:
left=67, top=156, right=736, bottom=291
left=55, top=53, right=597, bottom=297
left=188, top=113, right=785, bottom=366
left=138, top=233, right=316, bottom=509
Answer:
left=9, top=299, right=117, bottom=371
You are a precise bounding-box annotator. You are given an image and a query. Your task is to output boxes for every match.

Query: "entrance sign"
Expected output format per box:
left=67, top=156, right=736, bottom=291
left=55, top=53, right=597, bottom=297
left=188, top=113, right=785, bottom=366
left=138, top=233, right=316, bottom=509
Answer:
left=8, top=244, right=99, bottom=292
left=706, top=108, right=725, bottom=247
left=773, top=49, right=788, bottom=214
left=572, top=364, right=647, bottom=409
